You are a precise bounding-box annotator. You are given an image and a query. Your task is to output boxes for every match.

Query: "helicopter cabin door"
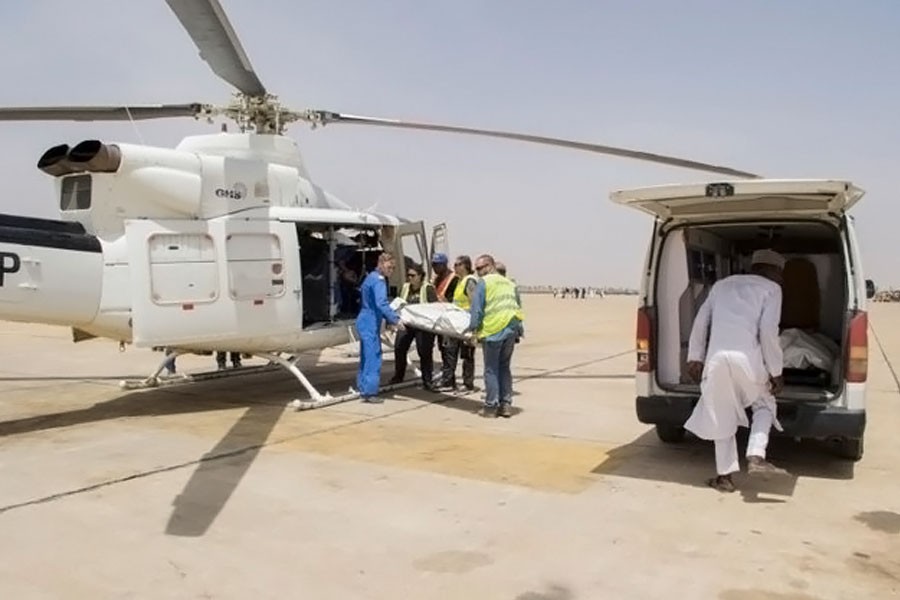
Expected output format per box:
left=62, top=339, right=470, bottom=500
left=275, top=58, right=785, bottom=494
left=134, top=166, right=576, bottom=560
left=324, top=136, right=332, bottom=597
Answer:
left=430, top=222, right=450, bottom=264
left=125, top=219, right=301, bottom=348
left=389, top=221, right=428, bottom=295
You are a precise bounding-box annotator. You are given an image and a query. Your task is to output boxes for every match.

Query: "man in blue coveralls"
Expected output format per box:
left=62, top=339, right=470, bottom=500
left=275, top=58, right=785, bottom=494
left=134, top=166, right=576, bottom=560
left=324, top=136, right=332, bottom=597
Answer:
left=356, top=251, right=404, bottom=403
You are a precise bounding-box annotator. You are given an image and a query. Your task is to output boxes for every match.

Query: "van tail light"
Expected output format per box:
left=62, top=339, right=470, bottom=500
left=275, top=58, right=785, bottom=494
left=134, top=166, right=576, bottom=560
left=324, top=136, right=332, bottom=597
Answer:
left=846, top=311, right=868, bottom=383
left=636, top=307, right=653, bottom=373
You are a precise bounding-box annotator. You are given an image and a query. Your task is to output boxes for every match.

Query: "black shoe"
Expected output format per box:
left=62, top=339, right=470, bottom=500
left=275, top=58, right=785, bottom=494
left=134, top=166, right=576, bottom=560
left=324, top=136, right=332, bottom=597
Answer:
left=498, top=404, right=512, bottom=418
left=388, top=376, right=403, bottom=385
left=478, top=406, right=499, bottom=418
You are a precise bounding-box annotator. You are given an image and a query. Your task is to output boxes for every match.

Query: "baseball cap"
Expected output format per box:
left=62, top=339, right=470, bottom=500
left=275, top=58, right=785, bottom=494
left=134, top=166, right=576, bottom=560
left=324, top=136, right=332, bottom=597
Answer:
left=431, top=252, right=448, bottom=265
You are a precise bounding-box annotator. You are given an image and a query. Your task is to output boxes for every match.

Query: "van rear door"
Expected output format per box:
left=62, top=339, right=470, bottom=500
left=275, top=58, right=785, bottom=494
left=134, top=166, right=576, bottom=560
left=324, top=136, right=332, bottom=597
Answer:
left=611, top=179, right=864, bottom=226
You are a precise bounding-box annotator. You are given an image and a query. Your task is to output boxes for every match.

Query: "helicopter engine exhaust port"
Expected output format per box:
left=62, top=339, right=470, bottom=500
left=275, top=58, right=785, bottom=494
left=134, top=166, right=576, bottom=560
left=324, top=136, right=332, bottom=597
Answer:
left=68, top=139, right=122, bottom=173
left=37, top=143, right=77, bottom=177
left=36, top=140, right=122, bottom=177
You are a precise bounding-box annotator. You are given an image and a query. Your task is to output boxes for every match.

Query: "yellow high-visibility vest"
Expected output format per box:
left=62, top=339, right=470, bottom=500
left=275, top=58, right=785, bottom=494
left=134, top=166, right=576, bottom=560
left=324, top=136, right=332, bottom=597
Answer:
left=478, top=273, right=524, bottom=339
left=453, top=274, right=476, bottom=310
left=400, top=282, right=434, bottom=303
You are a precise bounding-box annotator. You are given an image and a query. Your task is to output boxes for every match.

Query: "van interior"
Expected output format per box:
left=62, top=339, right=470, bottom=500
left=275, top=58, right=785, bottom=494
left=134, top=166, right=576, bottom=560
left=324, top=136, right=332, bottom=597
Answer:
left=654, top=220, right=849, bottom=401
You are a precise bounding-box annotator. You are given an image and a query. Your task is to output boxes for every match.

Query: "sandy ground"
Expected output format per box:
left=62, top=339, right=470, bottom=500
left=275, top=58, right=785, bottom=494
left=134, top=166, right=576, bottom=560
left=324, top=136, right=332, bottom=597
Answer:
left=0, top=295, right=898, bottom=599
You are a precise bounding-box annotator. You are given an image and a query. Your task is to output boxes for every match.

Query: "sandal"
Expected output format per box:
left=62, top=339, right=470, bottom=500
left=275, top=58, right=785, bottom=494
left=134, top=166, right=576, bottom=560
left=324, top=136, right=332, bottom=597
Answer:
left=706, top=475, right=736, bottom=493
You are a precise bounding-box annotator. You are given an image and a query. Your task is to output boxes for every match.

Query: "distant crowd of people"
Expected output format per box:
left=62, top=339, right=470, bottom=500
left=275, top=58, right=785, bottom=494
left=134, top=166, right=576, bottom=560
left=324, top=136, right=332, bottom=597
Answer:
left=553, top=287, right=602, bottom=299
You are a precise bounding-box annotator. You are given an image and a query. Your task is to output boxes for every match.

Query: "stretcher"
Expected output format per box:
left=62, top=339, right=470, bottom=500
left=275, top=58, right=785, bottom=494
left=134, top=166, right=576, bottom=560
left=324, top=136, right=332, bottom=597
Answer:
left=390, top=298, right=475, bottom=341
left=780, top=328, right=839, bottom=372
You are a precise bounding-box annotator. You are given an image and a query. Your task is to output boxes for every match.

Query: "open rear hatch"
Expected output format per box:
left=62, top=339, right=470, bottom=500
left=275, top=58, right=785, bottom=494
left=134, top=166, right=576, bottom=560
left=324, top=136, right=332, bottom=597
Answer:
left=611, top=179, right=864, bottom=226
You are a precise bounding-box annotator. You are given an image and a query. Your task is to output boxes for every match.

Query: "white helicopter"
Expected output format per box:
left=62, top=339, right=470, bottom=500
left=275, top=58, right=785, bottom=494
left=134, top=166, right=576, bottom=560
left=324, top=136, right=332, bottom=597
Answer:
left=0, top=0, right=758, bottom=410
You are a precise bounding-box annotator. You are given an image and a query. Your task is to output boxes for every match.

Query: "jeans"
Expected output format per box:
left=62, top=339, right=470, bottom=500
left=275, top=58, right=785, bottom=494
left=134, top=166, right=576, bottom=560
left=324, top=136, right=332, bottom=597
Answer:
left=482, top=335, right=516, bottom=408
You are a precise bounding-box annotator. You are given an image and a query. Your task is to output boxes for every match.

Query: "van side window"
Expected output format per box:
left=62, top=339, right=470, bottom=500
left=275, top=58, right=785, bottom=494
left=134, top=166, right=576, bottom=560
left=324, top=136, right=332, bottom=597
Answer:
left=688, top=249, right=716, bottom=284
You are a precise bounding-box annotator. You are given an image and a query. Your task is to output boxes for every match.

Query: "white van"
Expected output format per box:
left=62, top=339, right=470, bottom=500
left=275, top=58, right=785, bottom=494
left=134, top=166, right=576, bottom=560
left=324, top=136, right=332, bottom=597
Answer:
left=611, top=179, right=875, bottom=460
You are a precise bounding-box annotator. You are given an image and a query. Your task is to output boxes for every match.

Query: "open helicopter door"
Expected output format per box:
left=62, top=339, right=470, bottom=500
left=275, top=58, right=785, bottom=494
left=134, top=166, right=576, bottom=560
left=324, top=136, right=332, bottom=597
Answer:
left=389, top=221, right=429, bottom=295
left=125, top=219, right=301, bottom=348
left=430, top=222, right=450, bottom=266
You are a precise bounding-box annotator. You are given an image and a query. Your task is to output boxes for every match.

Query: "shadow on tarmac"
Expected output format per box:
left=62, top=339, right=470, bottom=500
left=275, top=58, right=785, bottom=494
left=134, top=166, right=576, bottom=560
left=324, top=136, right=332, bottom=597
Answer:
left=593, top=428, right=855, bottom=503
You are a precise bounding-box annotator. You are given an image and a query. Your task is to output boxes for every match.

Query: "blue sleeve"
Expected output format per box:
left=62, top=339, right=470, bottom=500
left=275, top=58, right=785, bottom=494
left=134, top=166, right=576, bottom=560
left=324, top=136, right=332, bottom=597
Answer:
left=468, top=279, right=487, bottom=331
left=374, top=275, right=400, bottom=324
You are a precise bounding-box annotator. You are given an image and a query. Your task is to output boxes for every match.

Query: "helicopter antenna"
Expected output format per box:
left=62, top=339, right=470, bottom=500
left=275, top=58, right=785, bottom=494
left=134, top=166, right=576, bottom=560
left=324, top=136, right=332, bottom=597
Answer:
left=123, top=106, right=146, bottom=145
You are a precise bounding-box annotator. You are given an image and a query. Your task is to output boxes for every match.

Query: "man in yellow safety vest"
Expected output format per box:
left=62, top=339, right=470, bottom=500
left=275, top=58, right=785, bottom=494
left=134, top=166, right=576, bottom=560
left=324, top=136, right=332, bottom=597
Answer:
left=466, top=254, right=525, bottom=418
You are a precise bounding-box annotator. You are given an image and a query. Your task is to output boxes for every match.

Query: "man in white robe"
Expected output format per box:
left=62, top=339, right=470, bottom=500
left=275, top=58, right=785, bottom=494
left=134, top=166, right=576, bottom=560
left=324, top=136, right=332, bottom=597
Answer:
left=684, top=249, right=790, bottom=493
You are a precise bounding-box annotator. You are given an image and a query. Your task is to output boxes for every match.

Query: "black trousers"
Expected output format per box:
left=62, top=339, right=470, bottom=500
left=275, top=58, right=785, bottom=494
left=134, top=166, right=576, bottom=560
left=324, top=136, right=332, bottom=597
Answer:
left=441, top=336, right=475, bottom=388
left=393, top=327, right=435, bottom=384
left=216, top=351, right=241, bottom=366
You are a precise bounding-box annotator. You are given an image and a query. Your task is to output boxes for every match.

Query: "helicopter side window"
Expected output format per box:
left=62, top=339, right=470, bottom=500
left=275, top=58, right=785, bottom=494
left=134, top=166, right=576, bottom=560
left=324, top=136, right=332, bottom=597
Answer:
left=60, top=175, right=92, bottom=211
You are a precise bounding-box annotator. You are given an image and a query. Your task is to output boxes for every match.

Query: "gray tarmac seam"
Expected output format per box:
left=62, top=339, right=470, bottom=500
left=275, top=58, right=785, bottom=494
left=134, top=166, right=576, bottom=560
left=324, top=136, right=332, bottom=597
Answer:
left=0, top=348, right=632, bottom=516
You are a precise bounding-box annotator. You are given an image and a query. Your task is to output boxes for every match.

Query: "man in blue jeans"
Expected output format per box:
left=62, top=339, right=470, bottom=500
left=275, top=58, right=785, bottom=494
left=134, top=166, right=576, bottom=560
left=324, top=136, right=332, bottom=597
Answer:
left=466, top=254, right=524, bottom=418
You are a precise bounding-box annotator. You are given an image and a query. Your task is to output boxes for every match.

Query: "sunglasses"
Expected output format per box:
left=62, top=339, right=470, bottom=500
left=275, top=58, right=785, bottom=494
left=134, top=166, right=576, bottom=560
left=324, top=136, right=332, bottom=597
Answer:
left=406, top=272, right=418, bottom=278
left=475, top=264, right=489, bottom=271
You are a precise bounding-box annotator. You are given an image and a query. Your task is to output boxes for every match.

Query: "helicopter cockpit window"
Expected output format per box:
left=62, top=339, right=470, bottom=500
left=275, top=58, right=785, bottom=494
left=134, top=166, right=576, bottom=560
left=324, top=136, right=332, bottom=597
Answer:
left=60, top=175, right=92, bottom=211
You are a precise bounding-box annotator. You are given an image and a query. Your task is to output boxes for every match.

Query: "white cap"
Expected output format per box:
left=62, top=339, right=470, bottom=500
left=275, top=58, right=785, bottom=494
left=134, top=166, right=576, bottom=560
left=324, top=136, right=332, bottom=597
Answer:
left=751, top=249, right=786, bottom=270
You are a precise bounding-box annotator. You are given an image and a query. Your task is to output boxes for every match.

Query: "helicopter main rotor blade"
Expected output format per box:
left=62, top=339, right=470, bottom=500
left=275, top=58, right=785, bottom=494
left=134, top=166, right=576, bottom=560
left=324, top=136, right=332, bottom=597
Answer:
left=299, top=111, right=761, bottom=179
left=164, top=0, right=267, bottom=97
left=0, top=104, right=207, bottom=122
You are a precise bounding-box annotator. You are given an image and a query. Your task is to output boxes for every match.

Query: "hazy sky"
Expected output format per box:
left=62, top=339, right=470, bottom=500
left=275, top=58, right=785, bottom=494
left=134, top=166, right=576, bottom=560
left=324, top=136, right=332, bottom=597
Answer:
left=1, top=1, right=898, bottom=288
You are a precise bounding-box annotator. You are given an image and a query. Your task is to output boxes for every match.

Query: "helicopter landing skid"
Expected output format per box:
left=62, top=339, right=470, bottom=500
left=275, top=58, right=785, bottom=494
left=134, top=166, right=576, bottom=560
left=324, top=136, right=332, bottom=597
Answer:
left=287, top=332, right=432, bottom=411
left=118, top=351, right=282, bottom=391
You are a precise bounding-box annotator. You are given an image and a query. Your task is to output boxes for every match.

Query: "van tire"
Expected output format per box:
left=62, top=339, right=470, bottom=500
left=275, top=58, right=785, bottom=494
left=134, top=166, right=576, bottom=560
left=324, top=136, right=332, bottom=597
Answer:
left=835, top=436, right=864, bottom=461
left=655, top=424, right=686, bottom=443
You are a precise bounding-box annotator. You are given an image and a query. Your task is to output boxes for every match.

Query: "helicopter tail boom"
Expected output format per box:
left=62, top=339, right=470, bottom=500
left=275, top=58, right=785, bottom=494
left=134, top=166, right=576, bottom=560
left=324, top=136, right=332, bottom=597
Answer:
left=0, top=215, right=103, bottom=327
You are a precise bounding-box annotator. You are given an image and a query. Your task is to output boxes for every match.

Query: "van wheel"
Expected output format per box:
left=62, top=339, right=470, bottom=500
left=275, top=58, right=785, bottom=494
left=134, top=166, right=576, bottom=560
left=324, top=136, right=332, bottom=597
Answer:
left=655, top=424, right=686, bottom=444
left=834, top=437, right=864, bottom=461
